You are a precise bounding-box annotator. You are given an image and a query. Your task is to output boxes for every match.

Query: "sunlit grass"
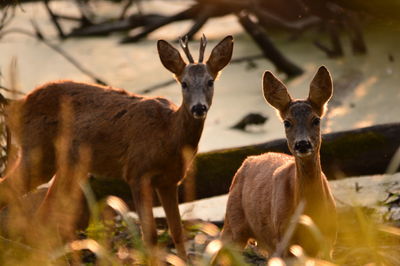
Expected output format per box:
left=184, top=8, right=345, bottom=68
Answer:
left=0, top=147, right=399, bottom=265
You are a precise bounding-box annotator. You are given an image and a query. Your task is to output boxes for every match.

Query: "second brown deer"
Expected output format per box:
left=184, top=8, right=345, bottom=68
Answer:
left=0, top=35, right=233, bottom=259
left=222, top=66, right=337, bottom=257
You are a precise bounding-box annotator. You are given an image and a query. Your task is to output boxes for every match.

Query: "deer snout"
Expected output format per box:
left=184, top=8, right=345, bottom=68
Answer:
left=294, top=140, right=313, bottom=156
left=191, top=104, right=208, bottom=119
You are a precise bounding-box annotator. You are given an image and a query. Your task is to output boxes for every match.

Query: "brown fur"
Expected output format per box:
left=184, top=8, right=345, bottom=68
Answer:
left=222, top=66, right=337, bottom=258
left=0, top=36, right=234, bottom=258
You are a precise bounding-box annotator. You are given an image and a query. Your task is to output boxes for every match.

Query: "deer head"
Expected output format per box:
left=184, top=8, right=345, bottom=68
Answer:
left=262, top=66, right=333, bottom=158
left=157, top=35, right=233, bottom=119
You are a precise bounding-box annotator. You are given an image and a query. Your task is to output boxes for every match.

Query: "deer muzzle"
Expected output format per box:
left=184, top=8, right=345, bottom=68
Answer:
left=191, top=104, right=208, bottom=119
left=294, top=140, right=313, bottom=157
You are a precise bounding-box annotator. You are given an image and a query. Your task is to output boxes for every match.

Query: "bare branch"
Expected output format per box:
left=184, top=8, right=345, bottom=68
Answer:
left=119, top=0, right=135, bottom=20
left=0, top=5, right=16, bottom=31
left=43, top=0, right=65, bottom=39
left=74, top=0, right=94, bottom=26
left=0, top=83, right=24, bottom=96
left=139, top=79, right=176, bottom=94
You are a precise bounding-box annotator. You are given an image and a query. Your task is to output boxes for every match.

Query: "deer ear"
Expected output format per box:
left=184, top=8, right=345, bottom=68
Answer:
left=157, top=40, right=186, bottom=77
left=206, top=35, right=233, bottom=78
left=308, top=66, right=333, bottom=116
left=262, top=71, right=292, bottom=114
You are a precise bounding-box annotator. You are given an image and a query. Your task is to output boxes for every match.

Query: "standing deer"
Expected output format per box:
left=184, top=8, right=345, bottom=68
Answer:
left=222, top=66, right=337, bottom=257
left=0, top=35, right=233, bottom=259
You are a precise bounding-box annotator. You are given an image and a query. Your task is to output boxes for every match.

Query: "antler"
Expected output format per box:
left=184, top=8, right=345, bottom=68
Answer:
left=179, top=35, right=194, bottom=63
left=198, top=34, right=207, bottom=63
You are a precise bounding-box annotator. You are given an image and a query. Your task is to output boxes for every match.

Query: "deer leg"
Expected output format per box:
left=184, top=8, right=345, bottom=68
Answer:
left=130, top=177, right=158, bottom=250
left=223, top=215, right=251, bottom=249
left=35, top=176, right=86, bottom=246
left=156, top=185, right=187, bottom=259
left=221, top=217, right=233, bottom=241
left=0, top=149, right=55, bottom=209
left=34, top=148, right=89, bottom=247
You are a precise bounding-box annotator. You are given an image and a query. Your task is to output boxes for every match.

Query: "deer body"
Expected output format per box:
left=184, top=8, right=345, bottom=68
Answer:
left=222, top=67, right=337, bottom=257
left=7, top=81, right=201, bottom=184
left=1, top=35, right=233, bottom=259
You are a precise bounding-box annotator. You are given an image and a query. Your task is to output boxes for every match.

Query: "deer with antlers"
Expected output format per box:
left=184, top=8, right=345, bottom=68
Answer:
left=0, top=35, right=233, bottom=258
left=222, top=66, right=337, bottom=257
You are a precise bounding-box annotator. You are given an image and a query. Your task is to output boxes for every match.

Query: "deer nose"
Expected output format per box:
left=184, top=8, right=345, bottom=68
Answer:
left=191, top=104, right=208, bottom=118
left=294, top=140, right=312, bottom=154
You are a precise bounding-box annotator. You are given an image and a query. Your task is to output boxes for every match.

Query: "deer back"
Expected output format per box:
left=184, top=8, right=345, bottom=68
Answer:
left=6, top=81, right=180, bottom=179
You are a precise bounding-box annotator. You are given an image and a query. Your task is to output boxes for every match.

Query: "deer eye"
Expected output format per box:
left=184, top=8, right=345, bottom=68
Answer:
left=312, top=117, right=320, bottom=126
left=284, top=120, right=292, bottom=129
left=181, top=82, right=188, bottom=89
left=207, top=80, right=214, bottom=87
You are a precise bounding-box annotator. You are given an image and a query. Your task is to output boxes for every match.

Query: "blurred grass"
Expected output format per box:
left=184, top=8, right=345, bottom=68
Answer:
left=1, top=175, right=399, bottom=265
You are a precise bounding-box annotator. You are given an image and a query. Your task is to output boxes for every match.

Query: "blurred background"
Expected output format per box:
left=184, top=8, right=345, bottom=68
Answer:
left=0, top=0, right=399, bottom=152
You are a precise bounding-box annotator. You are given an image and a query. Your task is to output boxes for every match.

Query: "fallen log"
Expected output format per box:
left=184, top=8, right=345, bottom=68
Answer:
left=89, top=123, right=400, bottom=203
left=190, top=123, right=400, bottom=200
left=152, top=173, right=400, bottom=222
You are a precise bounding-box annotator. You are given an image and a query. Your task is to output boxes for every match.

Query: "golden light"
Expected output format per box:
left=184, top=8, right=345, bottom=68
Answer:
left=268, top=257, right=285, bottom=266
left=299, top=214, right=313, bottom=226
left=106, top=195, right=129, bottom=215
left=305, top=259, right=316, bottom=266
left=205, top=239, right=223, bottom=256
left=290, top=244, right=304, bottom=257
left=117, top=247, right=131, bottom=260
left=70, top=239, right=103, bottom=256
left=165, top=254, right=186, bottom=266
left=194, top=233, right=208, bottom=245
left=200, top=222, right=220, bottom=237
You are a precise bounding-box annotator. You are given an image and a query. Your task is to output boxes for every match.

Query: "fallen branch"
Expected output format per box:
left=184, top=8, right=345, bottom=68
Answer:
left=237, top=12, right=303, bottom=77
left=120, top=5, right=200, bottom=43
left=184, top=4, right=215, bottom=40
left=68, top=14, right=166, bottom=37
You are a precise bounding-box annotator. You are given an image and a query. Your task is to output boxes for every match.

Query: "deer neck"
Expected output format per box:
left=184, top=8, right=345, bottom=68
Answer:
left=294, top=152, right=325, bottom=204
left=174, top=105, right=205, bottom=151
